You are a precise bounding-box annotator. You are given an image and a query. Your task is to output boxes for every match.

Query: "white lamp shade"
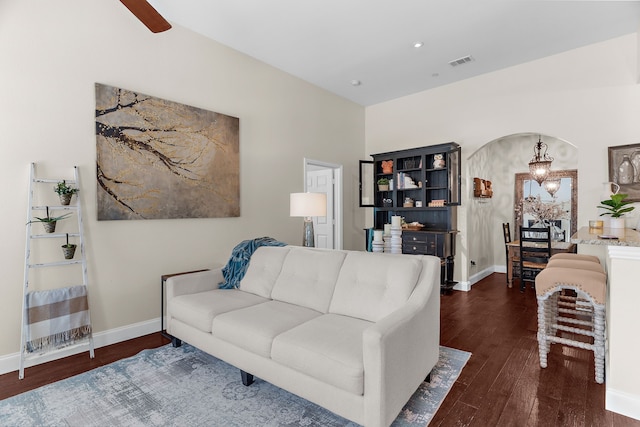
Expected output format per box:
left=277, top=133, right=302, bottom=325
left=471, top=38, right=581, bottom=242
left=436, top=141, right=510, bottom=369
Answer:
left=290, top=192, right=327, bottom=217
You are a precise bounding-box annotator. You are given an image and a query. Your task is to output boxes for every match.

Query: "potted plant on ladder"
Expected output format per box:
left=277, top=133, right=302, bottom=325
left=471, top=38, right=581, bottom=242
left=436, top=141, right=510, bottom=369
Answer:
left=54, top=180, right=79, bottom=206
left=27, top=207, right=71, bottom=233
left=61, top=233, right=77, bottom=259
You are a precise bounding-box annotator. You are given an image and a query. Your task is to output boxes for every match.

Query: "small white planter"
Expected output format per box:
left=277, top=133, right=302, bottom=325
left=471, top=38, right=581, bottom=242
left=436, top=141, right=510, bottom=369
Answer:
left=609, top=217, right=626, bottom=229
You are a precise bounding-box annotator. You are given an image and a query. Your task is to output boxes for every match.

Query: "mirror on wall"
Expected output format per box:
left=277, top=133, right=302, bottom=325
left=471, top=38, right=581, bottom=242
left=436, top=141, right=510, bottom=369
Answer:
left=514, top=169, right=578, bottom=241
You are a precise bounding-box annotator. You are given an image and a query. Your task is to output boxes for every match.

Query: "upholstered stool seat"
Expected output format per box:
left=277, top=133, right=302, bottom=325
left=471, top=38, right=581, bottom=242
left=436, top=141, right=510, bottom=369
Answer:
left=549, top=253, right=600, bottom=264
left=535, top=266, right=607, bottom=384
left=546, top=258, right=605, bottom=274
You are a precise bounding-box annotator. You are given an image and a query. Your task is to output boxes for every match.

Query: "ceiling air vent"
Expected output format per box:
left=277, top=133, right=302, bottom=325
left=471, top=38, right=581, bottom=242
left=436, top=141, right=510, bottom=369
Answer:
left=448, top=55, right=474, bottom=67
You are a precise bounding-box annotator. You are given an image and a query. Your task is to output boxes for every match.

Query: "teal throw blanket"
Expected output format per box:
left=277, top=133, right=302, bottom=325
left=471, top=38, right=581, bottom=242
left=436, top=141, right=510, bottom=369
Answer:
left=219, top=237, right=287, bottom=289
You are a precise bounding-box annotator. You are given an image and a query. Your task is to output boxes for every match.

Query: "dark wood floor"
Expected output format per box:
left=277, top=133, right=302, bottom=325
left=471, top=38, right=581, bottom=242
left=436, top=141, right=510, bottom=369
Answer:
left=432, top=273, right=640, bottom=427
left=1, top=273, right=639, bottom=426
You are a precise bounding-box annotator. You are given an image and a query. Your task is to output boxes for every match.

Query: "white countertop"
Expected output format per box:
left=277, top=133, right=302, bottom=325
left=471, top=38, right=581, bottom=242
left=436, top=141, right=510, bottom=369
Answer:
left=571, top=226, right=640, bottom=247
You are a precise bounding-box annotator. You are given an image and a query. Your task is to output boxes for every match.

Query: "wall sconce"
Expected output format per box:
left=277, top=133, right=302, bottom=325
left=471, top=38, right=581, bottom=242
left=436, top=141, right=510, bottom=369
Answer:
left=529, top=136, right=553, bottom=185
left=290, top=192, right=327, bottom=247
left=473, top=177, right=493, bottom=198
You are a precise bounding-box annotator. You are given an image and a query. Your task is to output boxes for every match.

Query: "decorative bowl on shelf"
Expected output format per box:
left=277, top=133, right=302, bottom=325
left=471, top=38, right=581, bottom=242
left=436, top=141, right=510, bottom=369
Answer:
left=402, top=222, right=424, bottom=230
left=403, top=159, right=416, bottom=169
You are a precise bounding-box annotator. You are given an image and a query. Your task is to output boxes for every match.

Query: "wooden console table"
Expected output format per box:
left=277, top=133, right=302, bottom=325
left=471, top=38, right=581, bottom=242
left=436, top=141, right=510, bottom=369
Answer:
left=506, top=240, right=576, bottom=286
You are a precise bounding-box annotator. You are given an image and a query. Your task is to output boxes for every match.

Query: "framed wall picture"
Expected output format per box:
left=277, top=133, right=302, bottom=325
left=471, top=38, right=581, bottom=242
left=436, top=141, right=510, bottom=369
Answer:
left=608, top=143, right=640, bottom=202
left=95, top=83, right=240, bottom=220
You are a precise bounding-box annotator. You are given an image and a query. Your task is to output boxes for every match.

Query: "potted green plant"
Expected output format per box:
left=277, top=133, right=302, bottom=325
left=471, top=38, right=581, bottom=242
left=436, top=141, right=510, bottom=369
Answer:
left=27, top=207, right=71, bottom=233
left=598, top=193, right=635, bottom=228
left=54, top=180, right=79, bottom=205
left=377, top=177, right=390, bottom=191
left=61, top=233, right=77, bottom=259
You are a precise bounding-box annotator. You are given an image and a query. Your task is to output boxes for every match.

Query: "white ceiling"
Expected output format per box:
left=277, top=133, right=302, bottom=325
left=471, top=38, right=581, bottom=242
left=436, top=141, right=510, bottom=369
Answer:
left=148, top=0, right=640, bottom=106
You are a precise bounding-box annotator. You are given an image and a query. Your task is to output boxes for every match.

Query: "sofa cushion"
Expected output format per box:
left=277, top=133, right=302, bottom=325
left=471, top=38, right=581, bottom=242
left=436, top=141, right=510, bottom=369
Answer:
left=212, top=301, right=321, bottom=358
left=271, top=314, right=372, bottom=395
left=329, top=252, right=423, bottom=322
left=239, top=246, right=290, bottom=298
left=169, top=289, right=267, bottom=333
left=270, top=247, right=347, bottom=313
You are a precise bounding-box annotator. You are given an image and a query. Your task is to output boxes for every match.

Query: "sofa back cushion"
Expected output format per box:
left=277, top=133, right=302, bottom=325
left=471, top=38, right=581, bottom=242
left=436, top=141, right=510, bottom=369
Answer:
left=239, top=246, right=291, bottom=298
left=329, top=252, right=423, bottom=322
left=271, top=247, right=347, bottom=313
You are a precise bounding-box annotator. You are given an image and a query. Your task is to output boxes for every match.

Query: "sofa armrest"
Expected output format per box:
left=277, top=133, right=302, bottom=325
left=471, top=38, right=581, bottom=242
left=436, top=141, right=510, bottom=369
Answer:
left=362, top=255, right=441, bottom=427
left=166, top=267, right=224, bottom=301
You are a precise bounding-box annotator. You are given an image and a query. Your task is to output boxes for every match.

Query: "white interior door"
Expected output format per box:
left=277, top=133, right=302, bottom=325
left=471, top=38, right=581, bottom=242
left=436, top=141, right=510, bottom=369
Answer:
left=307, top=169, right=334, bottom=249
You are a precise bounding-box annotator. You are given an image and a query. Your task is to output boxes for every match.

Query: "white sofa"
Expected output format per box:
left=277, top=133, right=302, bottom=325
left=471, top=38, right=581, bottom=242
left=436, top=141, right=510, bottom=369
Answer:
left=166, top=246, right=441, bottom=427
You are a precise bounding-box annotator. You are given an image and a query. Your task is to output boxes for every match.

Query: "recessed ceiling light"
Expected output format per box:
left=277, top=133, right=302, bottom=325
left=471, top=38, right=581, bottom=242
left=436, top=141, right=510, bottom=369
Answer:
left=350, top=79, right=362, bottom=86
left=413, top=41, right=424, bottom=48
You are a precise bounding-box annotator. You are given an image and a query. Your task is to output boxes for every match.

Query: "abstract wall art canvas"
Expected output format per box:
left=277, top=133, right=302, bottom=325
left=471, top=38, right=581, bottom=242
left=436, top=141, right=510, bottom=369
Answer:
left=95, top=83, right=239, bottom=220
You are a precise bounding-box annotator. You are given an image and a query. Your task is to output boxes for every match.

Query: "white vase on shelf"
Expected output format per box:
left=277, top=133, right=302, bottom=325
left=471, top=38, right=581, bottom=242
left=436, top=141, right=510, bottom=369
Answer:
left=601, top=182, right=620, bottom=200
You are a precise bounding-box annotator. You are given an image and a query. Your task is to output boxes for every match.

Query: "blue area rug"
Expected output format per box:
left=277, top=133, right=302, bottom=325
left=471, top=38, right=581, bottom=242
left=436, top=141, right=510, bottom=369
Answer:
left=0, top=344, right=470, bottom=426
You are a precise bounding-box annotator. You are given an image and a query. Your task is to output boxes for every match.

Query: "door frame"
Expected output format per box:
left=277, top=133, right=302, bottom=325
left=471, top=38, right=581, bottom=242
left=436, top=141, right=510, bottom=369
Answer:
left=304, top=158, right=343, bottom=250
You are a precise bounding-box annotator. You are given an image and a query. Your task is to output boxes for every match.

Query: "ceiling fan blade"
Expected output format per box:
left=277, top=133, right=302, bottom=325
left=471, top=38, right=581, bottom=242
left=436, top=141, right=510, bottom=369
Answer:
left=120, top=0, right=172, bottom=33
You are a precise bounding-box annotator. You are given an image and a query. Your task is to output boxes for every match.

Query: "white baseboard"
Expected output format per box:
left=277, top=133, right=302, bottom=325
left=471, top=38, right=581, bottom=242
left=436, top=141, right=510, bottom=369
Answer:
left=469, top=267, right=494, bottom=285
left=453, top=281, right=471, bottom=291
left=607, top=388, right=640, bottom=421
left=0, top=318, right=161, bottom=376
left=452, top=265, right=507, bottom=292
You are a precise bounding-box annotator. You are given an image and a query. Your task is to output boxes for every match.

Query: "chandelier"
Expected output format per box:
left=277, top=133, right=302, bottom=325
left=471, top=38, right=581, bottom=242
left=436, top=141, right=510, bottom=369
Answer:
left=543, top=178, right=561, bottom=197
left=528, top=136, right=553, bottom=185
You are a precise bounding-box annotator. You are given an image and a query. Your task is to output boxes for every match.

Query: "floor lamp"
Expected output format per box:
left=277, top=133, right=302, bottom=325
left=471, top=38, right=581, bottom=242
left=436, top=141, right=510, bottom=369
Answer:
left=290, top=192, right=327, bottom=247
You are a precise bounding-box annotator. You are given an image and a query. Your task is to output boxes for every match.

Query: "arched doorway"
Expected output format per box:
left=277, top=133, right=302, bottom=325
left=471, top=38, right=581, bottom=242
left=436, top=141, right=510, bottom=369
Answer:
left=465, top=133, right=577, bottom=286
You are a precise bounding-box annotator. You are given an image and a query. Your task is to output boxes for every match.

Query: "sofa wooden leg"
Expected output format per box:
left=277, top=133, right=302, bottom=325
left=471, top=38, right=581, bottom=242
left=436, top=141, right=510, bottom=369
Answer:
left=241, top=370, right=254, bottom=386
left=425, top=371, right=432, bottom=383
left=171, top=337, right=182, bottom=348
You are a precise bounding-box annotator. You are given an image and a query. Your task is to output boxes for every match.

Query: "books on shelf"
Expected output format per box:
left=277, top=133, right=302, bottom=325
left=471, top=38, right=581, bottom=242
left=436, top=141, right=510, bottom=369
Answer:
left=428, top=199, right=446, bottom=207
left=396, top=172, right=417, bottom=189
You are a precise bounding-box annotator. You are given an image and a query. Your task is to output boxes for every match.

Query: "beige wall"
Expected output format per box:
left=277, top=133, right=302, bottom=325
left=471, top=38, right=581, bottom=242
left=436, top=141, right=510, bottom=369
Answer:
left=0, top=1, right=365, bottom=359
left=366, top=33, right=640, bottom=284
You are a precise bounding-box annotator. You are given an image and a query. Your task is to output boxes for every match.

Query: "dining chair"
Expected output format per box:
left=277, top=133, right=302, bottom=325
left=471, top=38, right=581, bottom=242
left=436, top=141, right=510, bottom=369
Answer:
left=519, top=226, right=551, bottom=292
left=502, top=223, right=519, bottom=283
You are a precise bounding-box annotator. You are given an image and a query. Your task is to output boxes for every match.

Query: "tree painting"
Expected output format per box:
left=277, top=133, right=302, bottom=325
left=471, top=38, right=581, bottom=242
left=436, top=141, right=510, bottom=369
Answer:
left=95, top=83, right=239, bottom=220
